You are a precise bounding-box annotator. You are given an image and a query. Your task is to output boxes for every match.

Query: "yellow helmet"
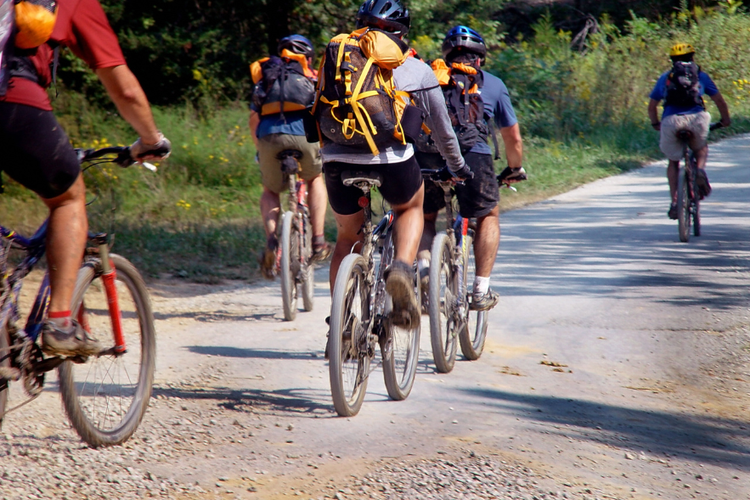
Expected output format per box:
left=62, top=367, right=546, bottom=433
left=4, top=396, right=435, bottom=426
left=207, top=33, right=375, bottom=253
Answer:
left=670, top=43, right=695, bottom=57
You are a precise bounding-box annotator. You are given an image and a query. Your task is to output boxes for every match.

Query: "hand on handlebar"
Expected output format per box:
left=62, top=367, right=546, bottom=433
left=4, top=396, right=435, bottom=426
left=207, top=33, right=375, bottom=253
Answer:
left=442, top=163, right=474, bottom=182
left=130, top=132, right=172, bottom=162
left=497, top=166, right=527, bottom=186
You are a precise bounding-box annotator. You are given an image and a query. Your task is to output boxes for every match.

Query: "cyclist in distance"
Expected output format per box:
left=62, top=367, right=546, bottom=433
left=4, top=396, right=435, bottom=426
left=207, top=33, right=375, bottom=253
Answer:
left=320, top=0, right=472, bottom=329
left=0, top=0, right=171, bottom=357
left=417, top=26, right=525, bottom=311
left=249, top=34, right=330, bottom=279
left=647, top=43, right=731, bottom=219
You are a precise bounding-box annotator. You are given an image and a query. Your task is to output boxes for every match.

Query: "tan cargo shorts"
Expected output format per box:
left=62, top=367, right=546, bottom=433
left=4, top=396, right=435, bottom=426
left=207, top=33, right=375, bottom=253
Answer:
left=257, top=133, right=322, bottom=193
left=659, top=111, right=710, bottom=161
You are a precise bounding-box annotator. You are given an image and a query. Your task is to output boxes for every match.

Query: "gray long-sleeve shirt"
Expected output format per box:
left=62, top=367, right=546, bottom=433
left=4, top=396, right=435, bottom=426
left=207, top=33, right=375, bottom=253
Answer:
left=320, top=56, right=466, bottom=172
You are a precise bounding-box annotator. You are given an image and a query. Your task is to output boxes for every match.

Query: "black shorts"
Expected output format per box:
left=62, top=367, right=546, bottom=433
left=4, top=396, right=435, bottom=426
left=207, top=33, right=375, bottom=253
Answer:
left=0, top=102, right=80, bottom=199
left=416, top=151, right=499, bottom=218
left=324, top=156, right=423, bottom=215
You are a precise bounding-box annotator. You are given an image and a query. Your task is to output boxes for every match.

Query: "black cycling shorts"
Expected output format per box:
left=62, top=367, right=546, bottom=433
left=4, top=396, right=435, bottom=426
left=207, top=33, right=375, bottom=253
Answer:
left=416, top=151, right=499, bottom=218
left=324, top=156, right=423, bottom=215
left=0, top=102, right=80, bottom=199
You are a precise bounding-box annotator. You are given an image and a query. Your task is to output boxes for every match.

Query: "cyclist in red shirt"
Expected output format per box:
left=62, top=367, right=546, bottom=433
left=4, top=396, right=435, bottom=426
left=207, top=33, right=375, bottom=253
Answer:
left=0, top=0, right=171, bottom=357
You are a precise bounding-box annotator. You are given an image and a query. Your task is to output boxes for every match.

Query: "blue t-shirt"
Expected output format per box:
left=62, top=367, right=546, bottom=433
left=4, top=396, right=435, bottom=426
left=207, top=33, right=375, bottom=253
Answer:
left=649, top=69, right=718, bottom=118
left=470, top=70, right=518, bottom=155
left=251, top=109, right=307, bottom=138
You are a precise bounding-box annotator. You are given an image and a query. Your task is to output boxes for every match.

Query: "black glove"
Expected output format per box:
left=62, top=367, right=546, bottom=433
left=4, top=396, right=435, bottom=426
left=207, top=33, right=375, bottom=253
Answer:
left=448, top=163, right=474, bottom=181
left=497, top=166, right=527, bottom=185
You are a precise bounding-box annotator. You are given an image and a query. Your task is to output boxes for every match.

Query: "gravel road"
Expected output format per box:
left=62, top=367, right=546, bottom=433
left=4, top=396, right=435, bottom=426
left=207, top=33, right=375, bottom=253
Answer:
left=2, top=135, right=750, bottom=500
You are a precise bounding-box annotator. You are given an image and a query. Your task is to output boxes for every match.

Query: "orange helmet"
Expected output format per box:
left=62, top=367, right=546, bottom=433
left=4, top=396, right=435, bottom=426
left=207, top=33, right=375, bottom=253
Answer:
left=670, top=43, right=695, bottom=57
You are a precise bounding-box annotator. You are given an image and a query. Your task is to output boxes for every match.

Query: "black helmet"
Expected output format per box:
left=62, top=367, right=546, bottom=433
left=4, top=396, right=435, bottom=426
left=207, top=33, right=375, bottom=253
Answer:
left=356, top=0, right=410, bottom=36
left=278, top=34, right=314, bottom=58
left=442, top=25, right=487, bottom=62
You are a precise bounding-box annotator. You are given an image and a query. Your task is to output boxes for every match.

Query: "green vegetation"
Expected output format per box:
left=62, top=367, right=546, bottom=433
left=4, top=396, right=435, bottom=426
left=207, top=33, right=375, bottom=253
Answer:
left=3, top=2, right=750, bottom=281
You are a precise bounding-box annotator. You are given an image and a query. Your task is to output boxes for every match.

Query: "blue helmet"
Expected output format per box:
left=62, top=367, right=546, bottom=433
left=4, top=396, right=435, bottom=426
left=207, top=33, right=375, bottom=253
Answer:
left=442, top=26, right=487, bottom=62
left=278, top=34, right=314, bottom=58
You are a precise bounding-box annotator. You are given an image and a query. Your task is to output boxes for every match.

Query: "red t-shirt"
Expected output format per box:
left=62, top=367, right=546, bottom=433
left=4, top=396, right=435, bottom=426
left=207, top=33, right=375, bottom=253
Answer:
left=1, top=0, right=126, bottom=111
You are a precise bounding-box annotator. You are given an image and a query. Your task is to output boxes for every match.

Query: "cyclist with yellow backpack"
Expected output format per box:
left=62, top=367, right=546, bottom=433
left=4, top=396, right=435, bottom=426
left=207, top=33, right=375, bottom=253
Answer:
left=312, top=0, right=471, bottom=330
left=249, top=35, right=331, bottom=279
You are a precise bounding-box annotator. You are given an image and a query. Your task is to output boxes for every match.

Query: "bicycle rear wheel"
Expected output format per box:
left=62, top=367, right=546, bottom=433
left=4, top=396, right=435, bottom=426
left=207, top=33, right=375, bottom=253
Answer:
left=677, top=164, right=690, bottom=243
left=691, top=159, right=701, bottom=237
left=280, top=211, right=300, bottom=321
left=58, top=254, right=156, bottom=447
left=428, top=233, right=458, bottom=373
left=301, top=214, right=315, bottom=312
left=381, top=235, right=421, bottom=401
left=458, top=231, right=489, bottom=360
left=329, top=254, right=371, bottom=416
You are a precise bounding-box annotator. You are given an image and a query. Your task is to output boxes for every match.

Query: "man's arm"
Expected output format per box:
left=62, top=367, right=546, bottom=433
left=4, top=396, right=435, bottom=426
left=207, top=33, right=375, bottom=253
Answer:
left=96, top=65, right=160, bottom=144
left=648, top=98, right=661, bottom=130
left=499, top=123, right=523, bottom=169
left=249, top=111, right=260, bottom=149
left=709, top=91, right=731, bottom=127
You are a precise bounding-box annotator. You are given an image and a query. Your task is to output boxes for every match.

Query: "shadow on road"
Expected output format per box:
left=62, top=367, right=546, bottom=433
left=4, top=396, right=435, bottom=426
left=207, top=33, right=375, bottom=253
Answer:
left=186, top=345, right=323, bottom=360
left=461, top=387, right=750, bottom=471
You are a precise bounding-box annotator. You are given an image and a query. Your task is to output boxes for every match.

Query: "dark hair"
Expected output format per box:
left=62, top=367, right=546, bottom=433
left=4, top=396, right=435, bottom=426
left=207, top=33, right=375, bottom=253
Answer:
left=670, top=53, right=695, bottom=63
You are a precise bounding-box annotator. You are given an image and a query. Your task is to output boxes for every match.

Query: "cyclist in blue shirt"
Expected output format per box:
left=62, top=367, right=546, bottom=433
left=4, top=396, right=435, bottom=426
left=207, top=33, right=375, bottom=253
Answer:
left=648, top=43, right=730, bottom=219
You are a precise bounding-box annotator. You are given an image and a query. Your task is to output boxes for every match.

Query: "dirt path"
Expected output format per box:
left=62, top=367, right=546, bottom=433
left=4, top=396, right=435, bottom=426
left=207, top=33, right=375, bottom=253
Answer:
left=2, top=136, right=750, bottom=500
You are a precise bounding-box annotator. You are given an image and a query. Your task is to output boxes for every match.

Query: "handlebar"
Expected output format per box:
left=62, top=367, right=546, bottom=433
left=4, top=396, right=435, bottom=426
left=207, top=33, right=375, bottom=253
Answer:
left=709, top=121, right=724, bottom=132
left=75, top=146, right=157, bottom=172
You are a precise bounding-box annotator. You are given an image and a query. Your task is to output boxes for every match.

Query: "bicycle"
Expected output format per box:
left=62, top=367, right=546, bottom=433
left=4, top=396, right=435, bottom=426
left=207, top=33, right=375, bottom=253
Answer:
left=0, top=146, right=156, bottom=447
left=328, top=171, right=421, bottom=416
left=275, top=149, right=314, bottom=321
left=420, top=169, right=488, bottom=373
left=676, top=122, right=723, bottom=243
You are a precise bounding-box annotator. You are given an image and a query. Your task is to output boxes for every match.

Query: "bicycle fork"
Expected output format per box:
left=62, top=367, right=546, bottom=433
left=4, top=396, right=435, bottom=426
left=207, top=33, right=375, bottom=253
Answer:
left=95, top=242, right=126, bottom=354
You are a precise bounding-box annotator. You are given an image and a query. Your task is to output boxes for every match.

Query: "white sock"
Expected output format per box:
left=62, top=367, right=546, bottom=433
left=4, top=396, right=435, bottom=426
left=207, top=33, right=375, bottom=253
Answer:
left=417, top=258, right=430, bottom=272
left=473, top=276, right=490, bottom=295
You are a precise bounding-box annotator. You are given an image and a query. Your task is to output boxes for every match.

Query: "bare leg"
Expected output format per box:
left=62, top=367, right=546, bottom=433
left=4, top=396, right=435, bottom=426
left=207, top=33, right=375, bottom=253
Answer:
left=306, top=174, right=328, bottom=238
left=474, top=206, right=500, bottom=278
left=694, top=144, right=708, bottom=171
left=391, top=184, right=425, bottom=266
left=260, top=187, right=281, bottom=240
left=329, top=210, right=365, bottom=292
left=667, top=160, right=680, bottom=204
left=43, top=174, right=88, bottom=313
left=418, top=212, right=438, bottom=261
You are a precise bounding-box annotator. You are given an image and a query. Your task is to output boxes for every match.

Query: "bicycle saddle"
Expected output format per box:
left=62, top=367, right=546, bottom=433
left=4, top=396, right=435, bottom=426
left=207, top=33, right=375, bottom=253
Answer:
left=677, top=129, right=693, bottom=141
left=277, top=149, right=303, bottom=175
left=341, top=170, right=383, bottom=188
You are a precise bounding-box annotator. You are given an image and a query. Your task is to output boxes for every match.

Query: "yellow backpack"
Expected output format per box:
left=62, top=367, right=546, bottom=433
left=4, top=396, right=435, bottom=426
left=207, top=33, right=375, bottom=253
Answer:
left=312, top=27, right=412, bottom=156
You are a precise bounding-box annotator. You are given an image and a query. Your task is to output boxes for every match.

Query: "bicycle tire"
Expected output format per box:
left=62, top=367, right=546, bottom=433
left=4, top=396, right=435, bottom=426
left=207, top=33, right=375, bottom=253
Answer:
left=691, top=159, right=701, bottom=237
left=301, top=214, right=314, bottom=312
left=329, top=254, right=370, bottom=416
left=280, top=211, right=299, bottom=321
left=458, top=232, right=489, bottom=360
left=428, top=233, right=458, bottom=373
left=58, top=254, right=156, bottom=447
left=381, top=234, right=421, bottom=401
left=677, top=167, right=690, bottom=243
left=0, top=323, right=9, bottom=428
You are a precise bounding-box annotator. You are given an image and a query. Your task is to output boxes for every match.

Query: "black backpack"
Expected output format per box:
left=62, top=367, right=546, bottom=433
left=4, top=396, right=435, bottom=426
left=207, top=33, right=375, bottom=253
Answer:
left=251, top=55, right=316, bottom=119
left=665, top=61, right=704, bottom=108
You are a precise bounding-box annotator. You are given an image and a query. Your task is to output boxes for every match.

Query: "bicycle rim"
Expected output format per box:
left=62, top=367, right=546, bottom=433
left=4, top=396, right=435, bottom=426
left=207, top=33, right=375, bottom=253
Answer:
left=691, top=161, right=701, bottom=237
left=428, top=233, right=458, bottom=373
left=677, top=168, right=690, bottom=243
left=301, top=214, right=314, bottom=312
left=280, top=211, right=299, bottom=321
left=459, top=233, right=488, bottom=360
left=329, top=254, right=370, bottom=416
left=58, top=254, right=156, bottom=447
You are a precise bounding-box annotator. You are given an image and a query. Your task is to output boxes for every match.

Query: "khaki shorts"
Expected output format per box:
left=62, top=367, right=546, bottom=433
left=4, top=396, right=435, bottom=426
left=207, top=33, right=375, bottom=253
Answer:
left=257, top=133, right=322, bottom=193
left=659, top=111, right=710, bottom=161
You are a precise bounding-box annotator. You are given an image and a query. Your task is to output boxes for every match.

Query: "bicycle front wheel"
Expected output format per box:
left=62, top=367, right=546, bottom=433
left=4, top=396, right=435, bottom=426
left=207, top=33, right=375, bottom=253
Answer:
left=428, top=233, right=458, bottom=373
left=301, top=214, right=314, bottom=312
left=329, top=254, right=370, bottom=416
left=677, top=165, right=690, bottom=243
left=58, top=254, right=156, bottom=447
left=381, top=234, right=421, bottom=401
left=280, top=211, right=300, bottom=321
left=458, top=232, right=489, bottom=360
